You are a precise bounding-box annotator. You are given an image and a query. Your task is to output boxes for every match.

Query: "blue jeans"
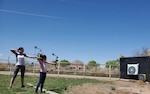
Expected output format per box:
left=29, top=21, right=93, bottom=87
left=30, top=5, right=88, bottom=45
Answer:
left=35, top=72, right=46, bottom=93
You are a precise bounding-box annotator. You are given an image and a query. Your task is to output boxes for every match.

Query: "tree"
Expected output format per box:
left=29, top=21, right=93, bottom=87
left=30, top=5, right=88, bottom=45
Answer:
left=105, top=59, right=119, bottom=68
left=88, top=60, right=98, bottom=67
left=133, top=47, right=150, bottom=56
left=60, top=59, right=70, bottom=67
left=87, top=60, right=99, bottom=72
left=72, top=60, right=84, bottom=65
left=60, top=59, right=69, bottom=62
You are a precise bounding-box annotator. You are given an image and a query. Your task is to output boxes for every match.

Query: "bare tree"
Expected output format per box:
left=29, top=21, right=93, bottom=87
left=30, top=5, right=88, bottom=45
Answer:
left=72, top=60, right=84, bottom=65
left=133, top=47, right=149, bottom=56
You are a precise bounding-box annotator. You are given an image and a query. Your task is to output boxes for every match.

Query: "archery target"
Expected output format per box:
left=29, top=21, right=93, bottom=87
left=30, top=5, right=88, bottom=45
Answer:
left=127, top=64, right=139, bottom=75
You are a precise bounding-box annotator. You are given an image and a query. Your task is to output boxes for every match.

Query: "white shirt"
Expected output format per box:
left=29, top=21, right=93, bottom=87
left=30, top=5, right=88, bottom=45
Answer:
left=15, top=53, right=26, bottom=66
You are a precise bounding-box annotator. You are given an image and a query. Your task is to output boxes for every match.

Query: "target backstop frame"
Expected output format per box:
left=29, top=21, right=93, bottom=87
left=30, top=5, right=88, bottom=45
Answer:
left=120, top=56, right=150, bottom=81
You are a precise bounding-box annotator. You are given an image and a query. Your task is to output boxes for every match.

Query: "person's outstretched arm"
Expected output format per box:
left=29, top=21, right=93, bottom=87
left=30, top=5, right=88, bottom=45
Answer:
left=46, top=61, right=57, bottom=65
left=26, top=54, right=37, bottom=59
left=10, top=49, right=18, bottom=55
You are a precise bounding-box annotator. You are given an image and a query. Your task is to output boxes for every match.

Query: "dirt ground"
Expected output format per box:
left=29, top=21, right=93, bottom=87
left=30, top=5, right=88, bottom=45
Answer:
left=63, top=80, right=150, bottom=94
left=1, top=71, right=150, bottom=94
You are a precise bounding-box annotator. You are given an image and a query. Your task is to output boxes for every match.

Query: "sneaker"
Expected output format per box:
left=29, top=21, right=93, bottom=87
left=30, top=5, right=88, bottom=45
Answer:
left=40, top=91, right=45, bottom=93
left=8, top=86, right=12, bottom=89
left=21, top=85, right=25, bottom=88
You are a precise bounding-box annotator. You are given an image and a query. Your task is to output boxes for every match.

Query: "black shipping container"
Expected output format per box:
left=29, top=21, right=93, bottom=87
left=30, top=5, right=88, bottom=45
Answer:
left=120, top=56, right=150, bottom=81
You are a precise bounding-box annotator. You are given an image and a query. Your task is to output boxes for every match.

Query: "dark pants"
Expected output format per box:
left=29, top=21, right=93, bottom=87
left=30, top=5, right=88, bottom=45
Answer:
left=13, top=65, right=25, bottom=79
left=35, top=72, right=46, bottom=93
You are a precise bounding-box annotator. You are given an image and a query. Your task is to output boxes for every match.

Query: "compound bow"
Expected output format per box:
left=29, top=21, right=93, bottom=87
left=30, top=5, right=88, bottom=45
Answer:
left=52, top=53, right=59, bottom=69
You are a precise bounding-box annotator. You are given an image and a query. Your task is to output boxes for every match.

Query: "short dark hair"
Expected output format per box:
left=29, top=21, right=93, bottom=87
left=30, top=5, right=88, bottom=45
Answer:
left=43, top=55, right=47, bottom=59
left=18, top=47, right=24, bottom=51
left=39, top=54, right=47, bottom=59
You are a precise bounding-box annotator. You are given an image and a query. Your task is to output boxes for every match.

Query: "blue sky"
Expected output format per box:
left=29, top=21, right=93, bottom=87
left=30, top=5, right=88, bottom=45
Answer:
left=0, top=0, right=150, bottom=64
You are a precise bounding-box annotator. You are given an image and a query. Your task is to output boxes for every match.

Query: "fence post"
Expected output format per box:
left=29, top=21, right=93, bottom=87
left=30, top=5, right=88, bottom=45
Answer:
left=83, top=64, right=85, bottom=76
left=33, top=63, right=35, bottom=74
left=58, top=62, right=60, bottom=76
left=109, top=64, right=111, bottom=79
left=8, top=56, right=12, bottom=75
left=33, top=59, right=37, bottom=75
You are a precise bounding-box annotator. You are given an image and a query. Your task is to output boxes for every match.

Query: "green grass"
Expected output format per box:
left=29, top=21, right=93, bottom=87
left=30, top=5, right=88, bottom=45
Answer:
left=0, top=74, right=35, bottom=94
left=0, top=74, right=111, bottom=94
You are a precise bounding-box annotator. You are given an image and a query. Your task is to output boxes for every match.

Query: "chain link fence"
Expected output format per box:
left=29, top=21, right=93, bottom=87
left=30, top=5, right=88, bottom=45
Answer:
left=0, top=59, right=120, bottom=78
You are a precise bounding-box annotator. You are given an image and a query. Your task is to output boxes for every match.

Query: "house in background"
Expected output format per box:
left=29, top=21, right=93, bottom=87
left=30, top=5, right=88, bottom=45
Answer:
left=69, top=64, right=84, bottom=70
